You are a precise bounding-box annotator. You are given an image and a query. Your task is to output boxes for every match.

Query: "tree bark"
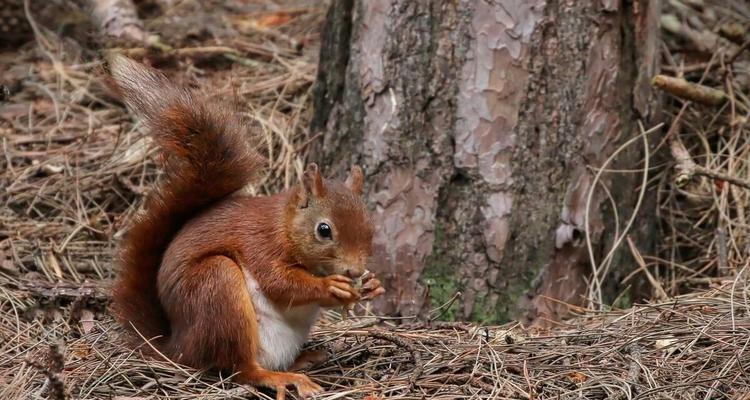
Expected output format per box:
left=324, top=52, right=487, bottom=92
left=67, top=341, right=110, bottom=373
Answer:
left=311, top=0, right=660, bottom=324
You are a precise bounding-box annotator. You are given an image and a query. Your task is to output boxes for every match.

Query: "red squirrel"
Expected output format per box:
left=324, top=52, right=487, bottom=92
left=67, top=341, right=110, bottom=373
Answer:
left=107, top=54, right=385, bottom=399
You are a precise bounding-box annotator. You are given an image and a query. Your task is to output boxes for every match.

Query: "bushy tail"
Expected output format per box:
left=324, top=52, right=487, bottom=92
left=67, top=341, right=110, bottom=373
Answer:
left=107, top=55, right=263, bottom=344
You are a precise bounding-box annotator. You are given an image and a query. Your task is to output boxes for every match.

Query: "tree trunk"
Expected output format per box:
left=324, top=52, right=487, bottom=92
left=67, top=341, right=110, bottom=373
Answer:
left=311, top=0, right=660, bottom=324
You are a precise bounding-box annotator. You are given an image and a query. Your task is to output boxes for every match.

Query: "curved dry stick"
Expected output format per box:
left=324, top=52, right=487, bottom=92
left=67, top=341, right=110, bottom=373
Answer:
left=367, top=330, right=423, bottom=389
left=585, top=123, right=661, bottom=308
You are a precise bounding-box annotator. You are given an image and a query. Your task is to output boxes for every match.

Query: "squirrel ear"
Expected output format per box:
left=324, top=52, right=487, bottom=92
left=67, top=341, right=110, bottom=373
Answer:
left=345, top=165, right=364, bottom=196
left=300, top=163, right=326, bottom=207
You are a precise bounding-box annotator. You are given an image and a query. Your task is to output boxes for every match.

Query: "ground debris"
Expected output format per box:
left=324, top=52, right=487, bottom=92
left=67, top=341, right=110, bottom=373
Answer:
left=1, top=279, right=748, bottom=399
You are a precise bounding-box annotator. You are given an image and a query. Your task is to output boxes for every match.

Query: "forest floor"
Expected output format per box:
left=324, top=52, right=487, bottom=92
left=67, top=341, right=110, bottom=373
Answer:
left=1, top=0, right=749, bottom=399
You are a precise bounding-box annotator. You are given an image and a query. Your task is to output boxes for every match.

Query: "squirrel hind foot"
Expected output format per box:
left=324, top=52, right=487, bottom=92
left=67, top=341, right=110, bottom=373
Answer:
left=238, top=369, right=323, bottom=400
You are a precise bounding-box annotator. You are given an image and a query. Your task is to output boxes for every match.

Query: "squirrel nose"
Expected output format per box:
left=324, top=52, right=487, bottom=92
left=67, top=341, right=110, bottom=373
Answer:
left=344, top=268, right=360, bottom=279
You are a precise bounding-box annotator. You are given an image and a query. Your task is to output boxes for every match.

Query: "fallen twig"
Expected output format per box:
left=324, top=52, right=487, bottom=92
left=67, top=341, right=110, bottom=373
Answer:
left=110, top=36, right=265, bottom=68
left=26, top=344, right=66, bottom=400
left=89, top=0, right=146, bottom=42
left=652, top=74, right=727, bottom=106
left=18, top=279, right=110, bottom=303
left=691, top=165, right=750, bottom=191
left=366, top=330, right=423, bottom=389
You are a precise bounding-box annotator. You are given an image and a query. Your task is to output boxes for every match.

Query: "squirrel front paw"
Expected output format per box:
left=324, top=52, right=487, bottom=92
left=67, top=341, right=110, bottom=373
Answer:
left=360, top=272, right=386, bottom=300
left=319, top=275, right=360, bottom=307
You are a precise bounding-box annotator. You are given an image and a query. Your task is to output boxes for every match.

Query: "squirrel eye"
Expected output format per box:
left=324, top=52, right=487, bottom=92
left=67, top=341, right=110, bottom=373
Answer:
left=316, top=222, right=333, bottom=240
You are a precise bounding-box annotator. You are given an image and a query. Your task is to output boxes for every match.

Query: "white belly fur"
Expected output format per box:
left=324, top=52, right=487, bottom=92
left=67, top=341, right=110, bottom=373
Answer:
left=243, top=270, right=320, bottom=371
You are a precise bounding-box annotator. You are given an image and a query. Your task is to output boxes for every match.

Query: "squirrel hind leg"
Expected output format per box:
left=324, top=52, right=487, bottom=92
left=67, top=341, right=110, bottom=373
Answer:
left=161, top=255, right=260, bottom=370
left=237, top=368, right=323, bottom=400
left=160, top=255, right=324, bottom=399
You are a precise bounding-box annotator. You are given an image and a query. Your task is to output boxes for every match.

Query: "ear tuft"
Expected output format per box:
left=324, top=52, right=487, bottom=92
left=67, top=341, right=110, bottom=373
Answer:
left=300, top=163, right=326, bottom=206
left=345, top=165, right=364, bottom=195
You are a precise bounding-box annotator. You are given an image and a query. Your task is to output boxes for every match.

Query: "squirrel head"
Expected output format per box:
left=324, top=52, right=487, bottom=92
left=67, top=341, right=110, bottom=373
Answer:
left=286, top=163, right=373, bottom=279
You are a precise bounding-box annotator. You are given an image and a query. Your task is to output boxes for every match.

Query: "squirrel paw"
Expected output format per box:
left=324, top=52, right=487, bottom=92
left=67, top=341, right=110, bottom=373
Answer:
left=239, top=370, right=322, bottom=400
left=320, top=275, right=360, bottom=307
left=273, top=373, right=322, bottom=400
left=360, top=272, right=386, bottom=300
left=290, top=374, right=323, bottom=399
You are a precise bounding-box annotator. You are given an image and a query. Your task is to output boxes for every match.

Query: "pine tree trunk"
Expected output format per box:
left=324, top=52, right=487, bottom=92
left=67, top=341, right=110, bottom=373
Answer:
left=311, top=0, right=661, bottom=324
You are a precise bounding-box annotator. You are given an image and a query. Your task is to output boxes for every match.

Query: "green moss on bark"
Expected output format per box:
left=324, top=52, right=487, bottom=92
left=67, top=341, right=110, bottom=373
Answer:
left=421, top=225, right=461, bottom=321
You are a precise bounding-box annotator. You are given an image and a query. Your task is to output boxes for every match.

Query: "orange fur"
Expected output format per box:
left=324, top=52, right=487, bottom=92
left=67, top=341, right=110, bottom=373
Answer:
left=107, top=55, right=382, bottom=399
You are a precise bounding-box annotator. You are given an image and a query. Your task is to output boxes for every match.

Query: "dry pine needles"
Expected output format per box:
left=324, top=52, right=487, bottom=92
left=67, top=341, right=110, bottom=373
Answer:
left=1, top=0, right=750, bottom=399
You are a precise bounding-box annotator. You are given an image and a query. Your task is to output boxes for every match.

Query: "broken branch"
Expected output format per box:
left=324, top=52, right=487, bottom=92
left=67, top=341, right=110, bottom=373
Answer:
left=652, top=75, right=727, bottom=106
left=110, top=36, right=264, bottom=68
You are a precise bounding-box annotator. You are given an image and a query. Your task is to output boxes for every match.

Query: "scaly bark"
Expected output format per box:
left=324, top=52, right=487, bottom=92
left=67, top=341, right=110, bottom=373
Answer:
left=312, top=0, right=661, bottom=324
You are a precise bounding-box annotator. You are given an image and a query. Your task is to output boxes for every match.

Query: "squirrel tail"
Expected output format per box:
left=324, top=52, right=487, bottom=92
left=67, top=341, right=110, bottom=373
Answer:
left=107, top=55, right=264, bottom=344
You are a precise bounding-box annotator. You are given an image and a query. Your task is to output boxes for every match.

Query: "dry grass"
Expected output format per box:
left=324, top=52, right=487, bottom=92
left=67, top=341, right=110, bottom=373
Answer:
left=1, top=0, right=750, bottom=399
